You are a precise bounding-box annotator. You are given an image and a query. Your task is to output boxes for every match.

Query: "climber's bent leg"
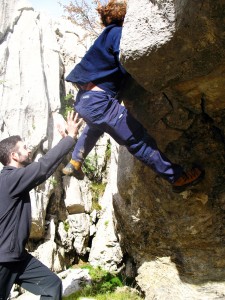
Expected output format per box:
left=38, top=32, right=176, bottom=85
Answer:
left=106, top=109, right=183, bottom=183
left=73, top=90, right=183, bottom=183
left=72, top=124, right=103, bottom=163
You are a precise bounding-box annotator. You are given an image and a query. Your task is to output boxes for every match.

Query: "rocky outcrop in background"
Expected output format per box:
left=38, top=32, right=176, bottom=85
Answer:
left=1, top=0, right=225, bottom=299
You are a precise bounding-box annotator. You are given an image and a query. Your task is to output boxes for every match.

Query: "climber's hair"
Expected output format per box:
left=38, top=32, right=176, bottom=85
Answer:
left=0, top=135, right=22, bottom=166
left=97, top=0, right=127, bottom=27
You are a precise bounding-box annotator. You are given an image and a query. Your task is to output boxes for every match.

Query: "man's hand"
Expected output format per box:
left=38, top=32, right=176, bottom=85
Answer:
left=57, top=111, right=83, bottom=139
left=66, top=111, right=83, bottom=139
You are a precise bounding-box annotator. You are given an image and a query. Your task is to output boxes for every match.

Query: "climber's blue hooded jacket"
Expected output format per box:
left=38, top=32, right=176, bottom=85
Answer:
left=66, top=24, right=127, bottom=97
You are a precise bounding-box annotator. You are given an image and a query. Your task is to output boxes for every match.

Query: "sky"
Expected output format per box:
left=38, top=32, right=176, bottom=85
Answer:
left=29, top=0, right=70, bottom=19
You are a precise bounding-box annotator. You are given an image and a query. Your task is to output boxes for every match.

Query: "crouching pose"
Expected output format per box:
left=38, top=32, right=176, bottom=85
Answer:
left=0, top=112, right=82, bottom=300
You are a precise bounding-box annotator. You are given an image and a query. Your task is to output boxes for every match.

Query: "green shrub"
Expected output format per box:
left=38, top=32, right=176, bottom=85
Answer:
left=94, top=290, right=143, bottom=300
left=60, top=93, right=74, bottom=118
left=65, top=265, right=121, bottom=297
left=83, top=156, right=97, bottom=175
left=63, top=221, right=70, bottom=232
left=63, top=289, right=142, bottom=300
left=63, top=265, right=143, bottom=300
left=90, top=182, right=106, bottom=212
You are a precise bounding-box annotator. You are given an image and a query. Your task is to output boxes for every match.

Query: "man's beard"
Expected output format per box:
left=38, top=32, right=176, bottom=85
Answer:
left=21, top=159, right=31, bottom=167
left=18, top=152, right=32, bottom=166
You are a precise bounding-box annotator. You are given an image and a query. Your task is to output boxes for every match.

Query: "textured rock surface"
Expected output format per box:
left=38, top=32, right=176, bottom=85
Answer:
left=115, top=0, right=225, bottom=298
left=137, top=258, right=225, bottom=300
left=89, top=141, right=123, bottom=272
left=121, top=0, right=225, bottom=114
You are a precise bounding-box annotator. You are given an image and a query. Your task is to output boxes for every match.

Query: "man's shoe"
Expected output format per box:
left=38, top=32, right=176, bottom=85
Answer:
left=172, top=167, right=205, bottom=193
left=62, top=162, right=85, bottom=180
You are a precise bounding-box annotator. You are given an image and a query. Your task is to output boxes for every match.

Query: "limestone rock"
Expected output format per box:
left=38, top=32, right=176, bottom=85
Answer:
left=29, top=176, right=56, bottom=239
left=58, top=214, right=91, bottom=256
left=121, top=0, right=225, bottom=114
left=68, top=213, right=91, bottom=255
left=89, top=141, right=123, bottom=272
left=15, top=292, right=39, bottom=300
left=137, top=258, right=225, bottom=300
left=63, top=176, right=92, bottom=214
left=59, top=268, right=91, bottom=297
left=88, top=186, right=123, bottom=272
left=31, top=240, right=63, bottom=272
left=113, top=1, right=225, bottom=297
left=0, top=0, right=33, bottom=42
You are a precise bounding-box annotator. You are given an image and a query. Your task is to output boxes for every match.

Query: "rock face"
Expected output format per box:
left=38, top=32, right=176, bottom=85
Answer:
left=89, top=142, right=123, bottom=272
left=121, top=0, right=225, bottom=114
left=114, top=0, right=225, bottom=298
left=2, top=0, right=225, bottom=299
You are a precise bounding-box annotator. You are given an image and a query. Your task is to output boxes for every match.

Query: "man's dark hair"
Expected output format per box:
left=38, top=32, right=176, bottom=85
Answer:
left=0, top=135, right=22, bottom=166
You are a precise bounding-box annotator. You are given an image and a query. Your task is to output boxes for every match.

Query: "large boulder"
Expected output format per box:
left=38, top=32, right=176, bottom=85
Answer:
left=121, top=0, right=225, bottom=114
left=114, top=0, right=225, bottom=298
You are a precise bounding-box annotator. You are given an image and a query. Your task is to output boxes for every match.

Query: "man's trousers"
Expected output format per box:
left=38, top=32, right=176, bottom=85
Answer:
left=0, top=254, right=62, bottom=300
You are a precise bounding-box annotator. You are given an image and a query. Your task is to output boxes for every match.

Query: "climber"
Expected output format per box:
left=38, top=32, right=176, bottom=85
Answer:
left=0, top=112, right=82, bottom=300
left=62, top=0, right=204, bottom=192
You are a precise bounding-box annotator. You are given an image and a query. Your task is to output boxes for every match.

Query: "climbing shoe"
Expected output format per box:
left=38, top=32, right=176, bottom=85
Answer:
left=172, top=167, right=205, bottom=193
left=62, top=160, right=85, bottom=180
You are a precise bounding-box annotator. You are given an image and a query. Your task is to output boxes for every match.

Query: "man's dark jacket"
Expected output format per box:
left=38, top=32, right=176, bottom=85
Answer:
left=0, top=136, right=75, bottom=262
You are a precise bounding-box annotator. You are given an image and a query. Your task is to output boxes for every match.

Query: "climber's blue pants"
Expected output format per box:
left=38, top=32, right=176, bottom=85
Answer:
left=72, top=90, right=183, bottom=183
